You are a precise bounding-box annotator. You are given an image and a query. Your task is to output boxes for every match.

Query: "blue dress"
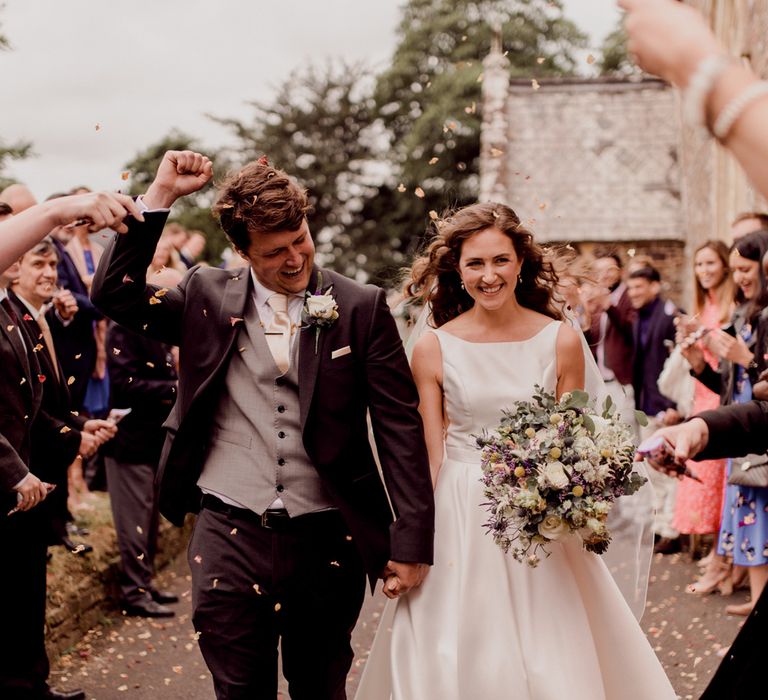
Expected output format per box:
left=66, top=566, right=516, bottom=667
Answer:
left=717, top=324, right=768, bottom=566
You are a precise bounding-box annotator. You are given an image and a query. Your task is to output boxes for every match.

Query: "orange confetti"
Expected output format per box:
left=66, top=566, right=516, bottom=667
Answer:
left=67, top=376, right=76, bottom=385
left=429, top=210, right=438, bottom=220
left=586, top=54, right=596, bottom=65
left=154, top=288, right=169, bottom=297
left=397, top=183, right=406, bottom=193
left=428, top=157, right=439, bottom=165
left=121, top=171, right=130, bottom=181
left=60, top=426, right=71, bottom=433
left=414, top=187, right=426, bottom=199
left=148, top=297, right=161, bottom=305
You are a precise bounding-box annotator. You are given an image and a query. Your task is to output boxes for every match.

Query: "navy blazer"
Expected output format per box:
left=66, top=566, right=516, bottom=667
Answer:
left=632, top=296, right=678, bottom=416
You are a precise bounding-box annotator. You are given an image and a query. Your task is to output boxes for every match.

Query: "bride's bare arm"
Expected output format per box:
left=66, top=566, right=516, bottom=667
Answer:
left=411, top=333, right=446, bottom=487
left=556, top=323, right=586, bottom=398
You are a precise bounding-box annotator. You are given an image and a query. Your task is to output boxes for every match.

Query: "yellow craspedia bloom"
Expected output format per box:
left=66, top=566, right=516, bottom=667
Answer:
left=525, top=427, right=536, bottom=438
left=549, top=447, right=562, bottom=459
left=600, top=448, right=613, bottom=459
left=514, top=466, right=526, bottom=478
left=549, top=413, right=563, bottom=425
left=572, top=485, right=584, bottom=497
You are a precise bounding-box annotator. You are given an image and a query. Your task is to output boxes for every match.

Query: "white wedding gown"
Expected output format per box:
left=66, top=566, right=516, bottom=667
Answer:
left=356, top=323, right=675, bottom=700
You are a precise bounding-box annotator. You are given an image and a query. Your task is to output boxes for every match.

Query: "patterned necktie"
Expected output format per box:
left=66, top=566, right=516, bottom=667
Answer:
left=266, top=293, right=291, bottom=374
left=36, top=311, right=61, bottom=381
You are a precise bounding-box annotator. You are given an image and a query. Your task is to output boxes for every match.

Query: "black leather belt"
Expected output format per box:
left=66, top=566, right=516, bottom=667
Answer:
left=200, top=494, right=340, bottom=533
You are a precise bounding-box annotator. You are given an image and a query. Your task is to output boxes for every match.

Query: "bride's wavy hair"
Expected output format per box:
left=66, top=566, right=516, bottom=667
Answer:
left=404, top=202, right=562, bottom=327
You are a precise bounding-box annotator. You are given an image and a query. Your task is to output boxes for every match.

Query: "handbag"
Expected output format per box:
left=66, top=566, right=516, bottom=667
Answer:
left=657, top=346, right=695, bottom=417
left=727, top=454, right=768, bottom=488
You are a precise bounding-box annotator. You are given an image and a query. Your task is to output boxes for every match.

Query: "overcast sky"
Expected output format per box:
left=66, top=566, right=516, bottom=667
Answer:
left=2, top=0, right=621, bottom=201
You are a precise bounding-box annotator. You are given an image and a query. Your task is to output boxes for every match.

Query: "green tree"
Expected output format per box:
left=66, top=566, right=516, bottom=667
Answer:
left=0, top=5, right=33, bottom=189
left=370, top=0, right=587, bottom=276
left=212, top=62, right=389, bottom=278
left=123, top=130, right=230, bottom=262
left=598, top=22, right=637, bottom=77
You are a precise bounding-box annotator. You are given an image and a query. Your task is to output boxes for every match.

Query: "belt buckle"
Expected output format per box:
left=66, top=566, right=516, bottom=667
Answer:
left=260, top=511, right=273, bottom=529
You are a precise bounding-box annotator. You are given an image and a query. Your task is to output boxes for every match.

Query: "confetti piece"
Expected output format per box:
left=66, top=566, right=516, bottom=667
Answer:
left=136, top=525, right=143, bottom=534
left=6, top=324, right=14, bottom=331
left=20, top=377, right=26, bottom=385
left=202, top=309, right=208, bottom=317
left=429, top=210, right=438, bottom=220
left=137, top=553, right=145, bottom=560
left=122, top=274, right=134, bottom=284
left=148, top=297, right=161, bottom=305
left=490, top=148, right=505, bottom=158
left=428, top=157, right=439, bottom=165
left=113, top=348, right=121, bottom=355
left=627, top=248, right=637, bottom=257
left=587, top=54, right=596, bottom=65
left=154, top=288, right=169, bottom=298
left=121, top=171, right=130, bottom=181
left=230, top=317, right=244, bottom=326
left=22, top=314, right=33, bottom=321
left=75, top=353, right=82, bottom=359
left=345, top=535, right=353, bottom=541
left=397, top=183, right=406, bottom=193
left=38, top=374, right=47, bottom=383
left=230, top=528, right=238, bottom=535
left=213, top=578, right=219, bottom=588
left=330, top=560, right=340, bottom=567
left=253, top=583, right=262, bottom=595
left=414, top=187, right=425, bottom=199
left=536, top=57, right=545, bottom=64
left=274, top=603, right=282, bottom=612
left=531, top=79, right=540, bottom=90
left=33, top=343, right=43, bottom=352
left=60, top=426, right=71, bottom=433
left=538, top=202, right=548, bottom=211
left=172, top=666, right=183, bottom=674
left=146, top=361, right=155, bottom=368
left=193, top=555, right=202, bottom=564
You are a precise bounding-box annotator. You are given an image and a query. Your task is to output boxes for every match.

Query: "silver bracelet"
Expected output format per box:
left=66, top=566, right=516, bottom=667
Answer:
left=712, top=80, right=768, bottom=141
left=682, top=54, right=732, bottom=129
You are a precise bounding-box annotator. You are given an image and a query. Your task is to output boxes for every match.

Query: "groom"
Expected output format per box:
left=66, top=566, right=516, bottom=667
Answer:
left=91, top=151, right=435, bottom=699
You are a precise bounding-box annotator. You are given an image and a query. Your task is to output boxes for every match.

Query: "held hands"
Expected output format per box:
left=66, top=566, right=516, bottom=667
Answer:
left=144, top=150, right=214, bottom=210
left=45, top=191, right=144, bottom=235
left=381, top=560, right=429, bottom=599
left=83, top=418, right=118, bottom=445
left=619, top=0, right=723, bottom=87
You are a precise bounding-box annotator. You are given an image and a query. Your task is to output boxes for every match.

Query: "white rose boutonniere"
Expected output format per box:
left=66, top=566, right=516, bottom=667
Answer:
left=303, top=271, right=339, bottom=353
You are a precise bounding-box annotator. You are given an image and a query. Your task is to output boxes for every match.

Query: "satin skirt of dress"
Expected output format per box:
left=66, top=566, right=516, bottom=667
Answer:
left=355, top=454, right=676, bottom=700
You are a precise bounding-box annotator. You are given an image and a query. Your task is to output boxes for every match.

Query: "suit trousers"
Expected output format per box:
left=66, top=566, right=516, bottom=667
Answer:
left=0, top=509, right=50, bottom=698
left=189, top=502, right=366, bottom=700
left=105, top=457, right=161, bottom=605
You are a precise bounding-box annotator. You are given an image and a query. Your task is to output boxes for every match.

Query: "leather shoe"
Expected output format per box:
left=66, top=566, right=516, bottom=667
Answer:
left=150, top=589, right=179, bottom=605
left=41, top=687, right=86, bottom=700
left=56, top=536, right=93, bottom=556
left=122, top=599, right=175, bottom=618
left=653, top=536, right=682, bottom=555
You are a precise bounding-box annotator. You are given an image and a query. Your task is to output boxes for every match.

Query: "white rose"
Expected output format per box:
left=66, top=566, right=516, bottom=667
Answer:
left=573, top=436, right=596, bottom=456
left=306, top=294, right=338, bottom=319
left=539, top=461, right=570, bottom=490
left=590, top=415, right=610, bottom=436
left=537, top=514, right=569, bottom=540
left=585, top=517, right=605, bottom=534
left=513, top=488, right=542, bottom=510
left=593, top=501, right=611, bottom=516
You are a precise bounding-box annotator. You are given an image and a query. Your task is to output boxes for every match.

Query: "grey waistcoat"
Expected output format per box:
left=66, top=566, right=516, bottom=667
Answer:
left=197, top=296, right=334, bottom=515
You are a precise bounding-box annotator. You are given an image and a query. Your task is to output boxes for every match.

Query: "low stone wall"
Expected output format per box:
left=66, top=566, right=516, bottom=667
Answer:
left=45, top=492, right=192, bottom=659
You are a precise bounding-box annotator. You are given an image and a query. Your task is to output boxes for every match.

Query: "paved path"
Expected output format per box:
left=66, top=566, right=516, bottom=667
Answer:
left=51, top=549, right=747, bottom=699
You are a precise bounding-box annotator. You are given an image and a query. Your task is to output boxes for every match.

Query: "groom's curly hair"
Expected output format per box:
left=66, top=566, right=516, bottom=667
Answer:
left=404, top=202, right=562, bottom=327
left=213, top=159, right=312, bottom=253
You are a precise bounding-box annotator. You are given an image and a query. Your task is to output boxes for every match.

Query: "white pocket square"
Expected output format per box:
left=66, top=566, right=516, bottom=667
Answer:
left=331, top=346, right=352, bottom=360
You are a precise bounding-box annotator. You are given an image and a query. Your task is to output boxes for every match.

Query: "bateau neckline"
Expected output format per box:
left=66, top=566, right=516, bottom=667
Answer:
left=433, top=320, right=559, bottom=345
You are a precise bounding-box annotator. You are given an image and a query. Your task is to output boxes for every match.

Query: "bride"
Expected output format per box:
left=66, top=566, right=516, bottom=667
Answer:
left=356, top=203, right=675, bottom=699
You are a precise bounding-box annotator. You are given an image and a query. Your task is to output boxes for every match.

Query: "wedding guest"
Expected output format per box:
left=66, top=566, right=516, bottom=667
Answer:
left=627, top=264, right=682, bottom=552
left=179, top=230, right=206, bottom=268
left=584, top=249, right=637, bottom=431
left=622, top=0, right=768, bottom=692
left=0, top=182, right=37, bottom=215
left=10, top=239, right=115, bottom=554
left=105, top=267, right=181, bottom=618
left=730, top=211, right=768, bottom=242
left=684, top=231, right=768, bottom=615
left=91, top=150, right=434, bottom=699
left=163, top=222, right=191, bottom=272
left=674, top=241, right=734, bottom=593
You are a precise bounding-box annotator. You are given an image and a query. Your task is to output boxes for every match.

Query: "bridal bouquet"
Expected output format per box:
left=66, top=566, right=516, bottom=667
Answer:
left=477, top=387, right=646, bottom=567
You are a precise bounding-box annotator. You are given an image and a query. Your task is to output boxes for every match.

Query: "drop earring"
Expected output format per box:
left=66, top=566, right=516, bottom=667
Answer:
left=460, top=280, right=466, bottom=290
left=517, top=274, right=523, bottom=284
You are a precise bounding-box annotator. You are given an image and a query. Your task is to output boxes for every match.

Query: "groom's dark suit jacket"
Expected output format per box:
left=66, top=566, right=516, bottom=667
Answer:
left=91, top=212, right=434, bottom=584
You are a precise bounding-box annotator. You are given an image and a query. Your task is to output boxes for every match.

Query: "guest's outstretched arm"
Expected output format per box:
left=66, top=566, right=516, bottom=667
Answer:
left=0, top=192, right=142, bottom=271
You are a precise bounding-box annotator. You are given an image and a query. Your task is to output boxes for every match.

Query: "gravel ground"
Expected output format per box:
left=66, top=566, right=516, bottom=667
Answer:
left=50, top=549, right=749, bottom=699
